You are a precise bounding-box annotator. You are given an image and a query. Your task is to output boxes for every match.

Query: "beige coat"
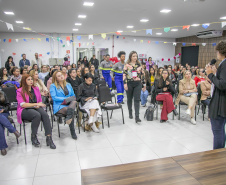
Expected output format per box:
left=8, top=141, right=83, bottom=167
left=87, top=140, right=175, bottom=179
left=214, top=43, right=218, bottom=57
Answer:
left=200, top=80, right=211, bottom=101
left=175, top=79, right=197, bottom=105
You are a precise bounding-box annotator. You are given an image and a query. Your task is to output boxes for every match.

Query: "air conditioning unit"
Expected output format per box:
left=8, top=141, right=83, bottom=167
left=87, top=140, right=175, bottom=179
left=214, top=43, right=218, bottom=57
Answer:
left=196, top=30, right=223, bottom=38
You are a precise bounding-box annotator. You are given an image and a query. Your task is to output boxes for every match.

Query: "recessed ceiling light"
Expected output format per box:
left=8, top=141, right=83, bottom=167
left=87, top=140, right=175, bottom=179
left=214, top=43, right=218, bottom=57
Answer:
left=140, top=19, right=149, bottom=22
left=156, top=33, right=162, bottom=35
left=117, top=30, right=123, bottom=33
left=131, top=31, right=137, bottom=33
left=127, top=26, right=134, bottom=29
left=220, top=16, right=226, bottom=20
left=191, top=24, right=200, bottom=27
left=83, top=2, right=94, bottom=6
left=78, top=15, right=86, bottom=18
left=73, top=29, right=79, bottom=31
left=171, top=29, right=178, bottom=31
left=160, top=9, right=171, bottom=13
left=16, top=21, right=23, bottom=24
left=75, top=23, right=82, bottom=26
left=4, top=11, right=14, bottom=15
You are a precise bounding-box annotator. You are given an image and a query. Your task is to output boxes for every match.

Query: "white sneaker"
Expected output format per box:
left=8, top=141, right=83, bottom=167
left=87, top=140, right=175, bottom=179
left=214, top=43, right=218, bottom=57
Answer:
left=191, top=118, right=196, bottom=125
left=91, top=124, right=100, bottom=133
left=186, top=109, right=191, bottom=116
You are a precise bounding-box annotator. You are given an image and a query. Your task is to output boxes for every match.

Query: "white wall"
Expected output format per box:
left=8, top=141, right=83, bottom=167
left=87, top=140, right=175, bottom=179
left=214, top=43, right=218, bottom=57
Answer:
left=0, top=32, right=175, bottom=67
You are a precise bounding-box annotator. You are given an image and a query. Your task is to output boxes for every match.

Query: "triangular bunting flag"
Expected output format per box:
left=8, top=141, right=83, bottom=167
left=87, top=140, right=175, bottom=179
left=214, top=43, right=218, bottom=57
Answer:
left=23, top=39, right=27, bottom=42
left=164, top=27, right=170, bottom=33
left=47, top=52, right=50, bottom=55
left=67, top=41, right=70, bottom=46
left=116, top=36, right=119, bottom=39
left=60, top=40, right=63, bottom=44
left=116, top=32, right=122, bottom=35
left=192, top=43, right=196, bottom=46
left=73, top=43, right=76, bottom=46
left=212, top=43, right=216, bottom=46
left=101, top=33, right=107, bottom=39
left=182, top=43, right=186, bottom=46
left=3, top=39, right=6, bottom=42
left=182, top=25, right=190, bottom=30
left=70, top=40, right=73, bottom=43
left=57, top=37, right=60, bottom=41
left=15, top=39, right=19, bottom=42
left=37, top=38, right=41, bottom=42
left=222, top=22, right=226, bottom=28
left=66, top=36, right=70, bottom=41
left=140, top=40, right=143, bottom=43
left=148, top=41, right=151, bottom=44
left=146, top=29, right=152, bottom=35
left=12, top=53, right=16, bottom=56
left=79, top=43, right=81, bottom=47
left=164, top=42, right=168, bottom=44
left=46, top=38, right=49, bottom=42
left=173, top=42, right=177, bottom=46
left=6, top=22, right=14, bottom=31
left=62, top=45, right=65, bottom=47
left=92, top=42, right=94, bottom=45
left=88, top=35, right=93, bottom=40
left=87, top=43, right=89, bottom=46
left=77, top=36, right=81, bottom=40
left=23, top=27, right=31, bottom=31
left=155, top=41, right=159, bottom=44
left=133, top=39, right=136, bottom=42
left=202, top=24, right=210, bottom=29
left=202, top=43, right=207, bottom=46
left=123, top=37, right=125, bottom=39
left=9, top=39, right=12, bottom=43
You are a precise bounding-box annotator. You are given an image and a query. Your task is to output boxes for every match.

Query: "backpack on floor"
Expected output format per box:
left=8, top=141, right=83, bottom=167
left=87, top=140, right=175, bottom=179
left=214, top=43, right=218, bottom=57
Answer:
left=144, top=104, right=156, bottom=121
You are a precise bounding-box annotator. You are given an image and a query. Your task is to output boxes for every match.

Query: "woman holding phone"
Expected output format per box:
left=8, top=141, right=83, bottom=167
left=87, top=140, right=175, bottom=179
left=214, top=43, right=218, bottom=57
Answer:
left=124, top=51, right=145, bottom=123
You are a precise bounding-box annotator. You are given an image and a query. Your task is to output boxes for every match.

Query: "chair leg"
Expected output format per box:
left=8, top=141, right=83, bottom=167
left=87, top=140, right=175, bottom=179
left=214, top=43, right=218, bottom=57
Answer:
left=178, top=104, right=181, bottom=120
left=195, top=106, right=197, bottom=121
left=101, top=111, right=104, bottom=129
left=121, top=108, right=125, bottom=124
left=57, top=118, right=60, bottom=138
left=20, top=124, right=22, bottom=134
left=83, top=114, right=85, bottom=132
left=49, top=105, right=54, bottom=129
left=106, top=110, right=110, bottom=128
left=110, top=110, right=113, bottom=119
left=156, top=103, right=158, bottom=120
left=77, top=113, right=80, bottom=134
left=23, top=121, right=27, bottom=145
left=197, top=104, right=200, bottom=115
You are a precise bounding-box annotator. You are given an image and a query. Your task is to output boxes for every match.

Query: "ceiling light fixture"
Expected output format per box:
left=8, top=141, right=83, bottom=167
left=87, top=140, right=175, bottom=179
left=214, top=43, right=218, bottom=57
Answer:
left=4, top=11, right=14, bottom=15
left=15, top=21, right=23, bottom=24
left=156, top=33, right=162, bottom=35
left=220, top=16, right=226, bottom=20
left=83, top=2, right=94, bottom=6
left=171, top=29, right=178, bottom=31
left=78, top=15, right=86, bottom=18
left=140, top=19, right=149, bottom=22
left=160, top=9, right=171, bottom=13
left=117, top=30, right=123, bottom=33
left=191, top=24, right=200, bottom=27
left=75, top=23, right=82, bottom=26
left=127, top=26, right=134, bottom=29
left=73, top=29, right=79, bottom=31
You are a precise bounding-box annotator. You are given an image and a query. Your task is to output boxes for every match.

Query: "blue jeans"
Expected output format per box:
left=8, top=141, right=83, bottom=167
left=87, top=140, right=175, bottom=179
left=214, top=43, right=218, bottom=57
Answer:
left=210, top=116, right=226, bottom=149
left=0, top=113, right=16, bottom=150
left=140, top=90, right=149, bottom=105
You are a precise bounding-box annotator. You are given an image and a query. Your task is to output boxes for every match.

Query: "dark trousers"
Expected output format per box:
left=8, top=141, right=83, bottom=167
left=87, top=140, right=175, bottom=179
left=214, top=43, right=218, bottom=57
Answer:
left=210, top=116, right=226, bottom=149
left=126, top=82, right=142, bottom=118
left=0, top=113, right=16, bottom=150
left=22, top=108, right=52, bottom=136
left=156, top=93, right=175, bottom=121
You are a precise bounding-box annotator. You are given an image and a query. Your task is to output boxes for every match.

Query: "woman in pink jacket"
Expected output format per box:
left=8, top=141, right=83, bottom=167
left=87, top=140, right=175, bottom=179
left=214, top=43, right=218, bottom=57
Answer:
left=17, top=74, right=56, bottom=149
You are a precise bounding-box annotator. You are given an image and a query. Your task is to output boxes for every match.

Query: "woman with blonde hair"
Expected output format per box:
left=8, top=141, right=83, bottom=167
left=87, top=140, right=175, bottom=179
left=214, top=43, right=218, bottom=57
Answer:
left=50, top=71, right=77, bottom=139
left=175, top=70, right=197, bottom=124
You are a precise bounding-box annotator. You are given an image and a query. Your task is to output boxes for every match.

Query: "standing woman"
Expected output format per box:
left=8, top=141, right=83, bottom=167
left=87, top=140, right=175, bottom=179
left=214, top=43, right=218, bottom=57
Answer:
left=82, top=56, right=89, bottom=68
left=124, top=51, right=145, bottom=123
left=16, top=74, right=56, bottom=149
left=5, top=56, right=15, bottom=75
left=89, top=64, right=99, bottom=85
left=50, top=71, right=77, bottom=139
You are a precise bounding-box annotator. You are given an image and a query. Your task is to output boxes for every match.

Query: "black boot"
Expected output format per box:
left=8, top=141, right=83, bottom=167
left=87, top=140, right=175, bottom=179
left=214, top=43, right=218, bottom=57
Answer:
left=69, top=121, right=77, bottom=140
left=66, top=108, right=74, bottom=125
left=31, top=134, right=40, bottom=147
left=173, top=109, right=178, bottom=116
left=46, top=136, right=56, bottom=149
left=135, top=117, right=141, bottom=123
left=129, top=111, right=133, bottom=119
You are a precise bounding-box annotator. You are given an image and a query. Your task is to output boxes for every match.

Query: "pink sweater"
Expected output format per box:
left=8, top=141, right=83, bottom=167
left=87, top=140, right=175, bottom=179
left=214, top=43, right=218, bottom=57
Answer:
left=16, top=86, right=42, bottom=124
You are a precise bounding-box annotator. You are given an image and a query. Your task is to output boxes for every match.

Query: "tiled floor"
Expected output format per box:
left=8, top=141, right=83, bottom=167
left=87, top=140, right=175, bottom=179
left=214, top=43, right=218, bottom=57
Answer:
left=0, top=97, right=213, bottom=185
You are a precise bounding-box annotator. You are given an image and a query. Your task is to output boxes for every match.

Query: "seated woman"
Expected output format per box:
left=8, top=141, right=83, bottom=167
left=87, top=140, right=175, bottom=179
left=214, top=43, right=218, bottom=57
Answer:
left=66, top=68, right=79, bottom=96
left=16, top=74, right=56, bottom=149
left=76, top=68, right=83, bottom=86
left=20, top=67, right=28, bottom=75
left=140, top=65, right=149, bottom=107
left=156, top=69, right=178, bottom=123
left=47, top=69, right=58, bottom=92
left=50, top=71, right=77, bottom=139
left=148, top=67, right=155, bottom=92
left=0, top=67, right=11, bottom=85
left=77, top=73, right=102, bottom=133
left=194, top=68, right=206, bottom=86
left=38, top=65, right=49, bottom=82
left=62, top=66, right=68, bottom=79
left=175, top=70, right=197, bottom=125
left=81, top=67, right=89, bottom=81
left=29, top=70, right=49, bottom=103
left=89, top=64, right=99, bottom=85
left=0, top=91, right=20, bottom=156
left=200, top=77, right=211, bottom=118
left=32, top=64, right=39, bottom=72
left=10, top=67, right=22, bottom=83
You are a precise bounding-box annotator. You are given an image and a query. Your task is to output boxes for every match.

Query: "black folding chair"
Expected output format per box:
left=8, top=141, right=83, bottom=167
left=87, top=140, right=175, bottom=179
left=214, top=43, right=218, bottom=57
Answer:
left=98, top=86, right=124, bottom=128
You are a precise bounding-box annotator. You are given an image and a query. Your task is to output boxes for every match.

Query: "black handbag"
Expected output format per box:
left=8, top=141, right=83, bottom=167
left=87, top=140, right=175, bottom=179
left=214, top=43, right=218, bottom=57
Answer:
left=144, top=104, right=156, bottom=121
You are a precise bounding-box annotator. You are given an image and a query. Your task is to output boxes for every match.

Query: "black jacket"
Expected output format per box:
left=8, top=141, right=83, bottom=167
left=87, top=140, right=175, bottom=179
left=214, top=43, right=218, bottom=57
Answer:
left=66, top=77, right=79, bottom=96
left=155, top=79, right=176, bottom=95
left=5, top=61, right=15, bottom=74
left=89, top=72, right=99, bottom=85
left=89, top=58, right=99, bottom=69
left=81, top=60, right=89, bottom=67
left=208, top=59, right=226, bottom=119
left=44, top=73, right=51, bottom=86
left=0, top=91, right=10, bottom=112
left=77, top=82, right=98, bottom=106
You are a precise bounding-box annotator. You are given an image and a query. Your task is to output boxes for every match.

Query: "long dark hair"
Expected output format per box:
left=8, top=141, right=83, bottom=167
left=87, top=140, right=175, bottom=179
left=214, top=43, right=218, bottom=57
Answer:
left=6, top=56, right=13, bottom=64
left=0, top=67, right=8, bottom=78
left=149, top=67, right=155, bottom=77
left=20, top=74, right=33, bottom=101
left=81, top=67, right=89, bottom=78
left=158, top=69, right=171, bottom=88
left=68, top=68, right=77, bottom=78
